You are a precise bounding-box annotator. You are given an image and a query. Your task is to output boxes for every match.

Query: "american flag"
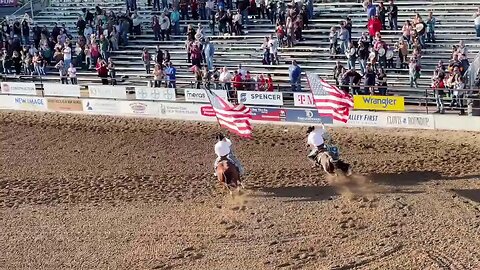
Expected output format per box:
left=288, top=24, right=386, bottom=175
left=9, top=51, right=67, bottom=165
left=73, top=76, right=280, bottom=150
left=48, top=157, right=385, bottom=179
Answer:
left=306, top=72, right=354, bottom=123
left=205, top=89, right=253, bottom=138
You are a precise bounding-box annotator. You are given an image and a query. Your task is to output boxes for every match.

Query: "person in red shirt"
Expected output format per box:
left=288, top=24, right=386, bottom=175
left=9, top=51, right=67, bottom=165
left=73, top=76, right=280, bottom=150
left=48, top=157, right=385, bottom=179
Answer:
left=367, top=15, right=382, bottom=38
left=266, top=73, right=274, bottom=91
left=233, top=71, right=243, bottom=90
left=96, top=56, right=109, bottom=85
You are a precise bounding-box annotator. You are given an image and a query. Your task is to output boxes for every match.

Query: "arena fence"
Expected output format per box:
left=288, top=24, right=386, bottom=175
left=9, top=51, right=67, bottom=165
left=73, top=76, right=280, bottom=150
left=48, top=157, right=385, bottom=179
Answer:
left=1, top=82, right=480, bottom=131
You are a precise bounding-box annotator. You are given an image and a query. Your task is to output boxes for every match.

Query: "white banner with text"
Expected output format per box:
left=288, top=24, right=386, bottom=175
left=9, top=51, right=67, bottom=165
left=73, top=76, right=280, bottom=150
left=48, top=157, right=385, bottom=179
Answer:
left=1, top=82, right=36, bottom=95
left=43, top=83, right=81, bottom=97
left=237, top=91, right=283, bottom=106
left=88, top=85, right=127, bottom=99
left=184, top=88, right=229, bottom=103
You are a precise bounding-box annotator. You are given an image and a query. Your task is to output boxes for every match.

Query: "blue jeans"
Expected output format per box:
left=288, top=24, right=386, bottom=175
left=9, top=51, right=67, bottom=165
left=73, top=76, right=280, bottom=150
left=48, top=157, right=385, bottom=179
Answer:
left=359, top=59, right=367, bottom=74
left=173, top=22, right=180, bottom=35
left=476, top=24, right=480, bottom=37
left=206, top=56, right=213, bottom=71
left=199, top=7, right=206, bottom=20
left=241, top=9, right=248, bottom=25
left=347, top=57, right=356, bottom=70
left=63, top=59, right=71, bottom=71
left=291, top=79, right=301, bottom=91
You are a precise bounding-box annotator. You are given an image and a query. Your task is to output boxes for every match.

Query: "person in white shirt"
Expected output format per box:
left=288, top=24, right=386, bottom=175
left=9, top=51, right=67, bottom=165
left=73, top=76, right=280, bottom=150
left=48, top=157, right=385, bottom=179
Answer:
left=63, top=45, right=72, bottom=71
left=219, top=67, right=233, bottom=91
left=67, top=63, right=77, bottom=84
left=306, top=125, right=327, bottom=166
left=214, top=133, right=244, bottom=176
left=160, top=13, right=171, bottom=41
left=268, top=35, right=278, bottom=65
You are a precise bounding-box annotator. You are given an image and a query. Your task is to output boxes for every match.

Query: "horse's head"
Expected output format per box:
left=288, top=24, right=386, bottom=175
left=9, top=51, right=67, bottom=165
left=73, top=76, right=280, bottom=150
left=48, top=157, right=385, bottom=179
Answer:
left=317, top=151, right=335, bottom=174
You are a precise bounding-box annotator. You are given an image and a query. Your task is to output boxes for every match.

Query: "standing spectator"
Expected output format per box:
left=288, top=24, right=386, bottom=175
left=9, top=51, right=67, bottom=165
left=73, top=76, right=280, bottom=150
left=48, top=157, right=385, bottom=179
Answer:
left=63, top=44, right=72, bottom=71
left=155, top=45, right=164, bottom=66
left=233, top=70, right=243, bottom=90
left=99, top=35, right=109, bottom=60
left=329, top=27, right=338, bottom=58
left=377, top=68, right=387, bottom=95
left=426, top=11, right=436, bottom=43
left=21, top=20, right=29, bottom=45
left=377, top=2, right=387, bottom=29
left=108, top=57, right=116, bottom=85
left=367, top=15, right=382, bottom=39
left=55, top=60, right=68, bottom=84
left=220, top=67, right=233, bottom=90
left=402, top=20, right=412, bottom=44
left=132, top=12, right=142, bottom=39
left=152, top=15, right=161, bottom=41
left=409, top=58, right=420, bottom=88
left=364, top=0, right=376, bottom=18
left=193, top=65, right=203, bottom=88
left=127, top=0, right=137, bottom=11
left=396, top=38, right=408, bottom=68
left=12, top=51, right=21, bottom=75
left=160, top=12, right=171, bottom=41
left=346, top=42, right=357, bottom=70
left=358, top=42, right=368, bottom=75
left=333, top=61, right=344, bottom=85
left=171, top=7, right=181, bottom=36
left=289, top=60, right=302, bottom=92
left=199, top=0, right=207, bottom=20
left=204, top=38, right=215, bottom=71
left=96, top=56, right=109, bottom=85
left=261, top=36, right=270, bottom=65
left=387, top=0, right=398, bottom=30
left=68, top=63, right=77, bottom=84
left=364, top=65, right=376, bottom=94
left=473, top=7, right=480, bottom=38
left=268, top=35, right=279, bottom=65
left=266, top=73, right=274, bottom=91
left=338, top=23, right=349, bottom=54
left=191, top=0, right=199, bottom=20
left=153, top=0, right=160, bottom=11
left=191, top=41, right=202, bottom=67
left=153, top=63, right=163, bottom=87
left=142, top=48, right=151, bottom=74
left=452, top=76, right=466, bottom=115
left=165, top=61, right=177, bottom=88
left=180, top=0, right=189, bottom=20
left=206, top=0, right=214, bottom=21
left=233, top=11, right=243, bottom=35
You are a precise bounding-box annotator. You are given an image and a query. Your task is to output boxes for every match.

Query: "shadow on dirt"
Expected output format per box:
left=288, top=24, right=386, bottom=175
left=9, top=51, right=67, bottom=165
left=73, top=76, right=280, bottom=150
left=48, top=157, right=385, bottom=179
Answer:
left=257, top=185, right=338, bottom=202
left=367, top=171, right=480, bottom=186
left=451, top=189, right=480, bottom=203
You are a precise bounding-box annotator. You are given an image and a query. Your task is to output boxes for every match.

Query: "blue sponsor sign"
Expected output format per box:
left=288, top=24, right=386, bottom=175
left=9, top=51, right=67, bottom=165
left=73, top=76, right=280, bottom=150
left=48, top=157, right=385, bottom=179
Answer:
left=284, top=108, right=333, bottom=124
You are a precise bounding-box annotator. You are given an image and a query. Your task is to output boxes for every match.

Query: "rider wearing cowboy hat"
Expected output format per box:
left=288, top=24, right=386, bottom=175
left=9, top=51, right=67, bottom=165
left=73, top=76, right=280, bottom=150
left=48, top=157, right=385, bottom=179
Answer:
left=213, top=133, right=244, bottom=176
left=306, top=125, right=327, bottom=167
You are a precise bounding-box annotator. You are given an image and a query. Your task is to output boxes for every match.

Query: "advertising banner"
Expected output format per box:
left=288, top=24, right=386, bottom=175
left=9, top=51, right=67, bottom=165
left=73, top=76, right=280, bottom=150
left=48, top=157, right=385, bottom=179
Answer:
left=43, top=83, right=81, bottom=97
left=353, top=95, right=405, bottom=111
left=383, top=113, right=434, bottom=129
left=0, top=0, right=17, bottom=7
left=251, top=107, right=286, bottom=122
left=237, top=91, right=283, bottom=106
left=184, top=88, right=228, bottom=103
left=293, top=93, right=315, bottom=107
left=83, top=99, right=121, bottom=115
left=135, top=87, right=176, bottom=101
left=120, top=101, right=160, bottom=116
left=347, top=111, right=380, bottom=127
left=1, top=82, right=36, bottom=95
left=88, top=85, right=127, bottom=99
left=0, top=95, right=47, bottom=111
left=47, top=98, right=83, bottom=112
left=284, top=108, right=333, bottom=124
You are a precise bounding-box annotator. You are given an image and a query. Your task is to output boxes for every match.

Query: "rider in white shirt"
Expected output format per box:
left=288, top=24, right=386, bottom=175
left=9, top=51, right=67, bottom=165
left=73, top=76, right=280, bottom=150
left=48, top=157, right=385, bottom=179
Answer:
left=306, top=125, right=327, bottom=166
left=214, top=133, right=244, bottom=176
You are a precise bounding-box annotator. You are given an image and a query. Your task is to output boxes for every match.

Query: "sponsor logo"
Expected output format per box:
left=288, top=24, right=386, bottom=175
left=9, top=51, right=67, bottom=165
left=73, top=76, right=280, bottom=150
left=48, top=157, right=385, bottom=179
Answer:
left=136, top=88, right=175, bottom=101
left=186, top=92, right=206, bottom=99
left=354, top=95, right=405, bottom=111
left=129, top=102, right=147, bottom=114
left=250, top=107, right=286, bottom=122
left=14, top=97, right=44, bottom=106
left=240, top=93, right=247, bottom=103
left=284, top=109, right=333, bottom=124
left=47, top=98, right=83, bottom=111
left=200, top=106, right=216, bottom=117
left=386, top=115, right=431, bottom=127
left=348, top=113, right=379, bottom=126
left=160, top=104, right=199, bottom=116
left=294, top=93, right=315, bottom=107
left=249, top=93, right=281, bottom=100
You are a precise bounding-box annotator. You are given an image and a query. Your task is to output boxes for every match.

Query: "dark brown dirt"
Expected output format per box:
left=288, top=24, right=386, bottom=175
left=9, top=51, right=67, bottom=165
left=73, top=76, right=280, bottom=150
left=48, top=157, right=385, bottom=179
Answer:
left=0, top=111, right=479, bottom=270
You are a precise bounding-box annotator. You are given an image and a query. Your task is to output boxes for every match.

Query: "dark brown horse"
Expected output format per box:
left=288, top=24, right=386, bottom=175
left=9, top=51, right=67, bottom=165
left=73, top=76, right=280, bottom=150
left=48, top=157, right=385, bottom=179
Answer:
left=216, top=159, right=243, bottom=195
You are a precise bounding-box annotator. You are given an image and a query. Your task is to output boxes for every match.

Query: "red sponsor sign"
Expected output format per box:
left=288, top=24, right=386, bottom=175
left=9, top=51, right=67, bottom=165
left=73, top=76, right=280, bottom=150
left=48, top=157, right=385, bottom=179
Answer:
left=251, top=107, right=286, bottom=122
left=200, top=106, right=216, bottom=117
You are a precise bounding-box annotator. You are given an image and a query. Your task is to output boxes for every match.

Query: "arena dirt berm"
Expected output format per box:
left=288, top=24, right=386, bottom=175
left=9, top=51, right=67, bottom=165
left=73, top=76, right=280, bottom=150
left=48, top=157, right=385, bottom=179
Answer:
left=0, top=111, right=479, bottom=269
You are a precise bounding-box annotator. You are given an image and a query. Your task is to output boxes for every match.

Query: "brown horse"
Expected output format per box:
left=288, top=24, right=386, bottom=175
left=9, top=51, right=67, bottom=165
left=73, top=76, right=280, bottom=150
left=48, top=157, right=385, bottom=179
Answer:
left=316, top=151, right=352, bottom=176
left=216, top=159, right=243, bottom=195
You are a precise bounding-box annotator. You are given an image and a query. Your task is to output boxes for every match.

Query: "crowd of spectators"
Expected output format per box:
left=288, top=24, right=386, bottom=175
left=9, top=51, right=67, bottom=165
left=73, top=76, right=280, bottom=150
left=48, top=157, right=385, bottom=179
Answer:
left=328, top=0, right=475, bottom=113
left=0, top=6, right=138, bottom=85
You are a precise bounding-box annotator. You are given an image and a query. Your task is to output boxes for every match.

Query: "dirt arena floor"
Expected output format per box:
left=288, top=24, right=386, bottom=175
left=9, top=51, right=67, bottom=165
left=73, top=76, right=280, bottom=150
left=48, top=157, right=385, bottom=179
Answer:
left=0, top=111, right=479, bottom=270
